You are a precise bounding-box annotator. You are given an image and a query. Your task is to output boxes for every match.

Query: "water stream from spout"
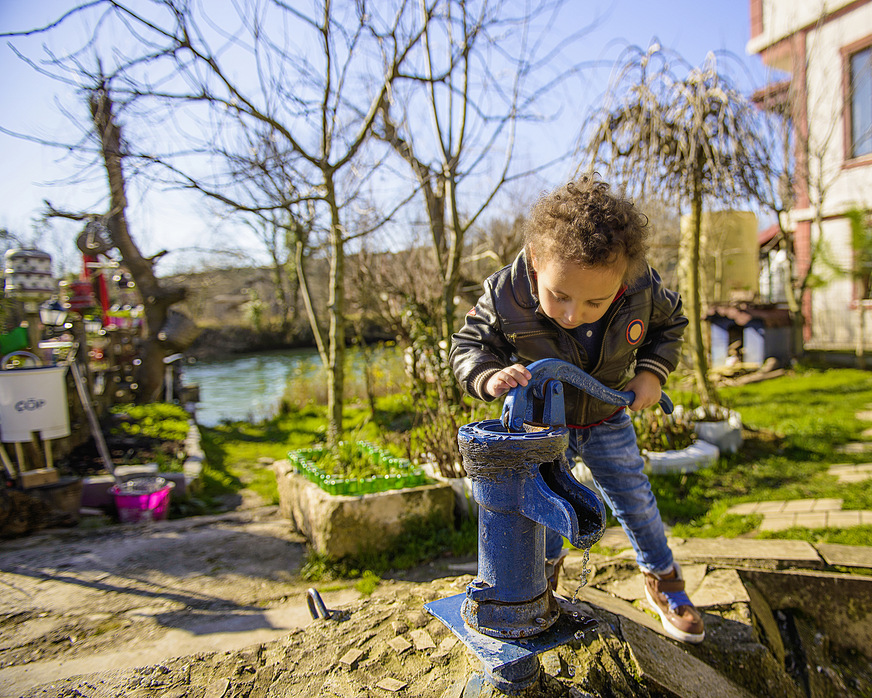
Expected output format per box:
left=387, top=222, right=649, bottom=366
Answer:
left=570, top=547, right=591, bottom=605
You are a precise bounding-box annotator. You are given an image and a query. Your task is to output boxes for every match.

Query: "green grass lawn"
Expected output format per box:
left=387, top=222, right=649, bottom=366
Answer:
left=659, top=367, right=872, bottom=546
left=198, top=366, right=872, bottom=552
left=198, top=396, right=419, bottom=507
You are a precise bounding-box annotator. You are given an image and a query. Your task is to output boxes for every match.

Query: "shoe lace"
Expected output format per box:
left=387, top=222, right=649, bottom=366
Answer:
left=661, top=588, right=692, bottom=613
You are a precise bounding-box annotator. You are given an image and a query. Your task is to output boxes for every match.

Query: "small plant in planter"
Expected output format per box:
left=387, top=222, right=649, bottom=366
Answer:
left=288, top=441, right=431, bottom=495
left=633, top=405, right=720, bottom=474
left=631, top=405, right=697, bottom=453
left=691, top=404, right=732, bottom=422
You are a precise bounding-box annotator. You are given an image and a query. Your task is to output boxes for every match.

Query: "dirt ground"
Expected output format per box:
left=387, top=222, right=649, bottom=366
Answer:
left=5, top=497, right=872, bottom=697
left=0, top=505, right=455, bottom=698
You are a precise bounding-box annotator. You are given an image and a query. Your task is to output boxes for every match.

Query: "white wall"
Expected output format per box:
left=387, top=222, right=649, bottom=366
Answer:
left=748, top=0, right=856, bottom=54
left=804, top=3, right=872, bottom=214
left=780, top=2, right=872, bottom=348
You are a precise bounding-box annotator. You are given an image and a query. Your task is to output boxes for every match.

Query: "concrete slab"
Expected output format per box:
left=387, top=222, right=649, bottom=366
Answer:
left=574, top=585, right=664, bottom=637
left=811, top=498, right=844, bottom=511
left=693, top=568, right=750, bottom=608
left=668, top=538, right=822, bottom=568
left=816, top=543, right=872, bottom=569
left=781, top=499, right=817, bottom=513
left=836, top=442, right=872, bottom=454
left=597, top=526, right=631, bottom=550
left=726, top=502, right=759, bottom=515
left=599, top=565, right=707, bottom=602
left=600, top=574, right=644, bottom=601
left=836, top=472, right=872, bottom=483
left=791, top=513, right=828, bottom=529
left=755, top=501, right=787, bottom=513
left=680, top=563, right=708, bottom=595
left=825, top=510, right=862, bottom=527
left=828, top=463, right=872, bottom=475
left=759, top=514, right=798, bottom=531
left=621, top=619, right=754, bottom=698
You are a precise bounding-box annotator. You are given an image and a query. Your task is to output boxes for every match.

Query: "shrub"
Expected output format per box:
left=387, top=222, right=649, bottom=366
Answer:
left=632, top=405, right=696, bottom=452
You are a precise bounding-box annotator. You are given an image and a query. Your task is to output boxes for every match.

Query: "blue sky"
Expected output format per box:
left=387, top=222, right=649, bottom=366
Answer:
left=0, top=1, right=765, bottom=273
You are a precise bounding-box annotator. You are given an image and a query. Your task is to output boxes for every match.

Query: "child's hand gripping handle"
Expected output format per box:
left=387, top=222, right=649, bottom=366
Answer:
left=501, top=358, right=673, bottom=431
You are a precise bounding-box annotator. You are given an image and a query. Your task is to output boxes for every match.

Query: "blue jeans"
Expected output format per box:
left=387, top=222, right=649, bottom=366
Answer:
left=544, top=411, right=674, bottom=574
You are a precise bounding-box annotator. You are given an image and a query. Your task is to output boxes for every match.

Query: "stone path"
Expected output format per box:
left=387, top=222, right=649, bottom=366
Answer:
left=727, top=495, right=872, bottom=531
left=15, top=532, right=872, bottom=698
left=721, top=405, right=872, bottom=533
left=725, top=459, right=872, bottom=531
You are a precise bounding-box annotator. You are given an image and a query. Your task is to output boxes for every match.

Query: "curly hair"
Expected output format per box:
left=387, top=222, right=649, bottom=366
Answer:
left=524, top=174, right=649, bottom=281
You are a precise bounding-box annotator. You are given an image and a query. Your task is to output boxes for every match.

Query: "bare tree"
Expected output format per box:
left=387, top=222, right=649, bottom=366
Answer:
left=5, top=0, right=436, bottom=447
left=376, top=0, right=595, bottom=347
left=583, top=45, right=774, bottom=406
left=163, top=122, right=317, bottom=339
left=88, top=86, right=188, bottom=400
left=39, top=83, right=189, bottom=402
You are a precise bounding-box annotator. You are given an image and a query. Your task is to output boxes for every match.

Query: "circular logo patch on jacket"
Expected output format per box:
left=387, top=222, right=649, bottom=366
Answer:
left=626, top=319, right=645, bottom=345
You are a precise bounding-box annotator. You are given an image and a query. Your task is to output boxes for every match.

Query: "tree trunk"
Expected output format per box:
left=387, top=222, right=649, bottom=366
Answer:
left=89, top=87, right=186, bottom=403
left=325, top=179, right=345, bottom=449
left=683, top=185, right=718, bottom=406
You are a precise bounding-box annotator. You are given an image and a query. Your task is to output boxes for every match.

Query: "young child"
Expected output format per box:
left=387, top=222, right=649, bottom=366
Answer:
left=449, top=175, right=704, bottom=644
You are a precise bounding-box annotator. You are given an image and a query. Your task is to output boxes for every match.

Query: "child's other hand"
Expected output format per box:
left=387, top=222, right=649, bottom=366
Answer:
left=625, top=371, right=662, bottom=411
left=485, top=363, right=531, bottom=398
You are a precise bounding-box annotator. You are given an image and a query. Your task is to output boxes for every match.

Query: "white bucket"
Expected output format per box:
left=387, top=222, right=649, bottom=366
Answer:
left=0, top=355, right=70, bottom=442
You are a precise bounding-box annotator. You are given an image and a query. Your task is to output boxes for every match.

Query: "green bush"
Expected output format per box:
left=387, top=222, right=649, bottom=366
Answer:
left=110, top=402, right=190, bottom=442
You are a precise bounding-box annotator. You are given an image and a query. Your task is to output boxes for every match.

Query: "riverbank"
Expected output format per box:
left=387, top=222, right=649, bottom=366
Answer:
left=186, top=324, right=395, bottom=361
left=186, top=326, right=310, bottom=361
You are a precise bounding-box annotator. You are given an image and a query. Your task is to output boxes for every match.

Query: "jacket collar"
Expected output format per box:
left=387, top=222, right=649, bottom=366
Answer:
left=509, top=247, right=539, bottom=309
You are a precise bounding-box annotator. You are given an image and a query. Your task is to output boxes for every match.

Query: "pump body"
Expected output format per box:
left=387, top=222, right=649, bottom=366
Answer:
left=426, top=359, right=673, bottom=692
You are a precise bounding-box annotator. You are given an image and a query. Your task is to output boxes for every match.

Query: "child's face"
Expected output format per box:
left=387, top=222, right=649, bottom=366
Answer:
left=532, top=252, right=626, bottom=330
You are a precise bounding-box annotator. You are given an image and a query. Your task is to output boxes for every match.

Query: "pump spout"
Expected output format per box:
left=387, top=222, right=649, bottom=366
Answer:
left=523, top=457, right=606, bottom=550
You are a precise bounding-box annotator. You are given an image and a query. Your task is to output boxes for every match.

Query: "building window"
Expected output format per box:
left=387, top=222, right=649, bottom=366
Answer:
left=849, top=45, right=872, bottom=159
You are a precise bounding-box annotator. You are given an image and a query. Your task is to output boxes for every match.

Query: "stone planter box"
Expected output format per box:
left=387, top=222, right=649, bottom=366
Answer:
left=643, top=440, right=720, bottom=475
left=273, top=459, right=455, bottom=559
left=421, top=462, right=477, bottom=520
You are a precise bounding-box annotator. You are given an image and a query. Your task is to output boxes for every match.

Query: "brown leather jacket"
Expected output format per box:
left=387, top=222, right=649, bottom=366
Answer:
left=449, top=249, right=687, bottom=427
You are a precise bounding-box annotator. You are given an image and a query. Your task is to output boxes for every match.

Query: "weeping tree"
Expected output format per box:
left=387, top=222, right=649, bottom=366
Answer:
left=583, top=45, right=774, bottom=406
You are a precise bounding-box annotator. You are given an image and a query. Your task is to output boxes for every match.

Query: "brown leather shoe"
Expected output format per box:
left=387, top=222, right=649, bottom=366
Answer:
left=545, top=551, right=568, bottom=591
left=643, top=563, right=705, bottom=644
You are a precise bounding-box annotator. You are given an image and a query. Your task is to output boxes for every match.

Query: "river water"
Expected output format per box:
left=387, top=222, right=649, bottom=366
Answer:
left=182, top=349, right=322, bottom=426
left=182, top=345, right=405, bottom=426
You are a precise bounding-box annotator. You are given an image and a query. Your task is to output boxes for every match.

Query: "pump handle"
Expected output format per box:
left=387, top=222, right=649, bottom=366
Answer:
left=501, top=358, right=673, bottom=431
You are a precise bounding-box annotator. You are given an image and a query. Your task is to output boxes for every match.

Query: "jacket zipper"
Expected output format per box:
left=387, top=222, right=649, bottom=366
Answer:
left=507, top=330, right=553, bottom=343
left=591, top=297, right=625, bottom=374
